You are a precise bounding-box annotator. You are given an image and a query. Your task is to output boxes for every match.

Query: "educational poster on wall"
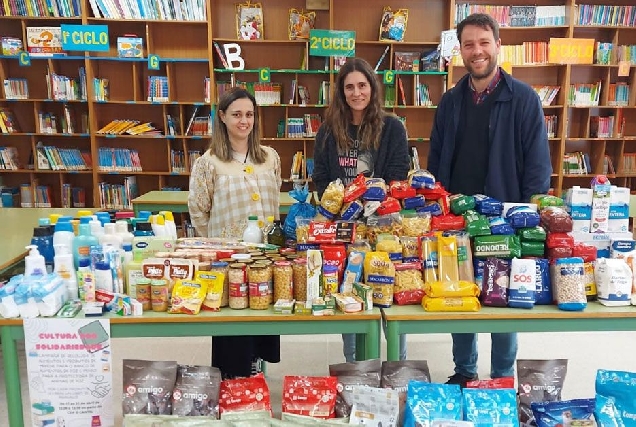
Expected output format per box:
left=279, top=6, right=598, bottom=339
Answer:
left=23, top=318, right=114, bottom=427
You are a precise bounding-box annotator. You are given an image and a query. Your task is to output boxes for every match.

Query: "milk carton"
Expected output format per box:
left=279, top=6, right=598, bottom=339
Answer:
left=591, top=180, right=611, bottom=233
left=565, top=186, right=592, bottom=233
left=609, top=186, right=630, bottom=233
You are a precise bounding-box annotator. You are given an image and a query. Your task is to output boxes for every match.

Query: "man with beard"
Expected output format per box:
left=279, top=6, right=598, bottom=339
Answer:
left=428, top=13, right=551, bottom=387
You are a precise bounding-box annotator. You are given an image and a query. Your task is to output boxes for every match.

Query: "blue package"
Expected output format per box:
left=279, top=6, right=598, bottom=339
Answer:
left=408, top=170, right=436, bottom=189
left=489, top=217, right=515, bottom=235
left=506, top=206, right=541, bottom=229
left=417, top=202, right=443, bottom=216
left=362, top=178, right=387, bottom=201
left=473, top=258, right=485, bottom=289
left=340, top=200, right=363, bottom=221
left=283, top=185, right=317, bottom=239
left=596, top=370, right=636, bottom=425
left=534, top=258, right=552, bottom=305
left=595, top=394, right=626, bottom=427
left=404, top=381, right=462, bottom=427
left=463, top=388, right=519, bottom=427
left=531, top=399, right=596, bottom=427
left=474, top=194, right=503, bottom=216
left=508, top=258, right=536, bottom=309
left=404, top=195, right=426, bottom=210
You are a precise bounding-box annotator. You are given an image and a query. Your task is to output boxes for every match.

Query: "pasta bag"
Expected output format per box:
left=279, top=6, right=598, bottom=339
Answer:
left=422, top=296, right=481, bottom=312
left=420, top=235, right=438, bottom=283
left=455, top=232, right=475, bottom=283
left=437, top=234, right=459, bottom=283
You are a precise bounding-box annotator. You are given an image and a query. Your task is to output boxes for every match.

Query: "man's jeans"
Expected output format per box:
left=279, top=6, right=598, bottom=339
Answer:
left=342, top=320, right=407, bottom=362
left=451, top=332, right=518, bottom=378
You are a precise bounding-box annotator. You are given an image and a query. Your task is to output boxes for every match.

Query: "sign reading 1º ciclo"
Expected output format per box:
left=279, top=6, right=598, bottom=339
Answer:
left=309, top=30, right=355, bottom=57
left=61, top=24, right=109, bottom=52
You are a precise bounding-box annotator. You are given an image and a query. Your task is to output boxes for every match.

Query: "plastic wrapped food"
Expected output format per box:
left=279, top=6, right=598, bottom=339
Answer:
left=506, top=206, right=541, bottom=229
left=343, top=174, right=367, bottom=203
left=474, top=194, right=503, bottom=216
left=340, top=200, right=364, bottom=221
left=463, top=210, right=491, bottom=237
left=424, top=281, right=480, bottom=298
left=407, top=169, right=436, bottom=189
left=401, top=211, right=431, bottom=237
left=389, top=180, right=416, bottom=199
left=362, top=178, right=387, bottom=201
left=376, top=197, right=402, bottom=216
left=422, top=296, right=481, bottom=312
left=449, top=194, right=476, bottom=215
left=540, top=206, right=573, bottom=233
left=318, top=179, right=345, bottom=220
left=394, top=262, right=425, bottom=305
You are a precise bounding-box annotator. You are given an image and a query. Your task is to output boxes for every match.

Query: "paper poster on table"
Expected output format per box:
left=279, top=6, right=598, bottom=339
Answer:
left=23, top=318, right=114, bottom=427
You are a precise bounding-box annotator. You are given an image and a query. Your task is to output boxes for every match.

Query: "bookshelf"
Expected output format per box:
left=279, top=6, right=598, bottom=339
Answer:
left=1, top=0, right=636, bottom=208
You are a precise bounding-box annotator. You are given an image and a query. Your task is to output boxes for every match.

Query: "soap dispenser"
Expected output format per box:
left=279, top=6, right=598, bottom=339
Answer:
left=25, top=245, right=47, bottom=277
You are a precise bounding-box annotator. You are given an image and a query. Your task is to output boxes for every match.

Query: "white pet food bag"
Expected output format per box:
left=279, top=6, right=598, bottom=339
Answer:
left=594, top=258, right=632, bottom=306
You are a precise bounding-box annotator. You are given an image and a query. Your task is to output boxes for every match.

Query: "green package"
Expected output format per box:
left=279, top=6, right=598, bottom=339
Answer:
left=463, top=210, right=491, bottom=237
left=517, top=226, right=547, bottom=242
left=520, top=241, right=545, bottom=257
left=450, top=194, right=476, bottom=215
left=531, top=194, right=564, bottom=209
left=473, top=234, right=521, bottom=258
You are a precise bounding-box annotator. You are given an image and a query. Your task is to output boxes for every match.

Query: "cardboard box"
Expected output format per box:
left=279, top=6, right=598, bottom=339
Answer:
left=353, top=282, right=373, bottom=311
left=569, top=231, right=633, bottom=258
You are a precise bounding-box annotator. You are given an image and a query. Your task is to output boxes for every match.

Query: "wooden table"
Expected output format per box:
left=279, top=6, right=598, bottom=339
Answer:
left=382, top=303, right=636, bottom=361
left=131, top=190, right=302, bottom=216
left=0, top=208, right=82, bottom=278
left=1, top=308, right=381, bottom=427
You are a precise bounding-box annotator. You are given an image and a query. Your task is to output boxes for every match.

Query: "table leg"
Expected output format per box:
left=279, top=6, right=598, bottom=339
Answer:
left=385, top=320, right=400, bottom=361
left=2, top=326, right=24, bottom=427
left=355, top=333, right=366, bottom=361
left=365, top=318, right=380, bottom=360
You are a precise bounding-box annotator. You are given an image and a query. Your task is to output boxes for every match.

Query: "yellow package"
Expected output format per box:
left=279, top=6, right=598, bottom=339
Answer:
left=376, top=235, right=402, bottom=261
left=424, top=280, right=480, bottom=298
left=319, top=179, right=345, bottom=218
left=437, top=234, right=459, bottom=283
left=364, top=251, right=395, bottom=307
left=197, top=270, right=225, bottom=312
left=422, top=296, right=481, bottom=312
left=169, top=277, right=209, bottom=315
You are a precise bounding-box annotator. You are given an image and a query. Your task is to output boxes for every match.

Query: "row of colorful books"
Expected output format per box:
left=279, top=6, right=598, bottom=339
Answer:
left=0, top=146, right=20, bottom=169
left=567, top=82, right=602, bottom=107
left=576, top=4, right=636, bottom=27
left=3, top=78, right=28, bottom=99
left=87, top=0, right=206, bottom=21
left=170, top=149, right=202, bottom=174
left=93, top=78, right=110, bottom=102
left=544, top=115, right=558, bottom=139
left=563, top=151, right=592, bottom=175
left=595, top=43, right=636, bottom=65
left=454, top=5, right=566, bottom=27
left=608, top=83, right=630, bottom=107
left=622, top=154, right=636, bottom=175
left=97, top=148, right=142, bottom=172
left=19, top=183, right=52, bottom=208
left=0, top=0, right=80, bottom=17
left=36, top=145, right=91, bottom=171
left=96, top=119, right=159, bottom=135
left=37, top=107, right=87, bottom=134
left=589, top=116, right=616, bottom=138
left=46, top=67, right=87, bottom=101
left=98, top=177, right=138, bottom=210
left=532, top=86, right=560, bottom=107
left=282, top=115, right=322, bottom=139
left=61, top=184, right=86, bottom=208
left=0, top=108, right=20, bottom=133
left=147, top=76, right=169, bottom=103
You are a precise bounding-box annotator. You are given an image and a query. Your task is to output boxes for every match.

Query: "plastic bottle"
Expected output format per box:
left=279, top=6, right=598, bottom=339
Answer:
left=77, top=210, right=93, bottom=218
left=116, top=221, right=134, bottom=263
left=54, top=244, right=78, bottom=300
left=243, top=215, right=263, bottom=244
left=268, top=220, right=286, bottom=247
left=38, top=218, right=50, bottom=226
left=138, top=211, right=152, bottom=221
left=53, top=221, right=75, bottom=257
left=57, top=215, right=73, bottom=223
left=48, top=213, right=62, bottom=224
left=96, top=212, right=111, bottom=226
left=100, top=223, right=123, bottom=249
left=94, top=261, right=113, bottom=292
left=24, top=245, right=47, bottom=277
left=134, top=221, right=154, bottom=237
left=31, top=226, right=55, bottom=271
left=77, top=257, right=91, bottom=301
left=150, top=214, right=167, bottom=237
left=160, top=211, right=178, bottom=239
left=89, top=215, right=104, bottom=239
left=73, top=223, right=99, bottom=269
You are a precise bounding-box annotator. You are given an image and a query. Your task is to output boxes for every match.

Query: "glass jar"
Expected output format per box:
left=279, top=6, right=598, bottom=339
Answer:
left=228, top=263, right=248, bottom=309
left=273, top=260, right=294, bottom=301
left=254, top=260, right=274, bottom=304
left=210, top=261, right=230, bottom=307
left=292, top=257, right=308, bottom=302
left=248, top=264, right=270, bottom=310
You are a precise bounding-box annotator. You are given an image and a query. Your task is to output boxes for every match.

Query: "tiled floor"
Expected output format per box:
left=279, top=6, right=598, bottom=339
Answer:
left=2, top=331, right=636, bottom=425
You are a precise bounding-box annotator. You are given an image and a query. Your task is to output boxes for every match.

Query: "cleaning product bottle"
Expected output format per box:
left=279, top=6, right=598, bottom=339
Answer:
left=160, top=211, right=178, bottom=239
left=73, top=223, right=99, bottom=269
left=151, top=214, right=167, bottom=237
left=100, top=223, right=123, bottom=249
left=89, top=215, right=104, bottom=239
left=77, top=210, right=93, bottom=218
left=138, top=211, right=152, bottom=221
left=243, top=215, right=263, bottom=244
left=54, top=244, right=78, bottom=300
left=31, top=226, right=54, bottom=272
left=48, top=213, right=62, bottom=225
left=268, top=220, right=286, bottom=247
left=77, top=257, right=91, bottom=301
left=25, top=245, right=47, bottom=277
left=53, top=220, right=75, bottom=256
left=116, top=221, right=134, bottom=263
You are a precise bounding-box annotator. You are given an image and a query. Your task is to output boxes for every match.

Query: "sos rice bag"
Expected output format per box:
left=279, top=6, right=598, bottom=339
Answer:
left=481, top=258, right=510, bottom=307
left=463, top=210, right=491, bottom=237
left=540, top=206, right=573, bottom=233
left=362, top=178, right=387, bottom=201
left=403, top=195, right=426, bottom=210
left=489, top=217, right=515, bottom=235
left=534, top=258, right=552, bottom=305
left=404, top=382, right=462, bottom=427
left=318, top=179, right=345, bottom=220
left=450, top=194, right=476, bottom=215
left=343, top=174, right=367, bottom=203
left=596, top=370, right=636, bottom=425
left=473, top=235, right=521, bottom=259
left=517, top=226, right=547, bottom=242
left=474, top=194, right=503, bottom=216
left=505, top=206, right=541, bottom=229
left=390, top=180, right=416, bottom=199
left=408, top=169, right=436, bottom=190
left=531, top=399, right=596, bottom=427
left=340, top=200, right=364, bottom=221
left=521, top=241, right=545, bottom=257
left=508, top=258, right=536, bottom=309
left=422, top=296, right=481, bottom=312
left=463, top=388, right=518, bottom=426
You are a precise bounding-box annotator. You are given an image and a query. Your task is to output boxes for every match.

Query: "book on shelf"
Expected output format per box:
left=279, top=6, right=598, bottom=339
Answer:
left=497, top=42, right=549, bottom=65
left=384, top=85, right=396, bottom=107
left=20, top=183, right=33, bottom=208
left=26, top=27, right=65, bottom=56
left=532, top=85, right=560, bottom=106
left=166, top=114, right=179, bottom=136
left=213, top=41, right=229, bottom=69
left=171, top=150, right=187, bottom=173
left=455, top=5, right=566, bottom=27
left=290, top=151, right=304, bottom=180
left=617, top=45, right=636, bottom=65
left=562, top=152, right=591, bottom=175
left=394, top=51, right=420, bottom=72
left=623, top=153, right=636, bottom=175
left=147, top=76, right=169, bottom=102
left=3, top=78, right=29, bottom=99
left=595, top=42, right=614, bottom=65
left=0, top=146, right=20, bottom=169
left=46, top=67, right=87, bottom=101
left=397, top=76, right=407, bottom=106
left=544, top=115, right=558, bottom=138
left=88, top=0, right=206, bottom=21
left=603, top=155, right=616, bottom=175
left=204, top=77, right=210, bottom=103
left=286, top=114, right=322, bottom=138
left=298, top=85, right=310, bottom=105
left=252, top=83, right=282, bottom=105
left=318, top=81, right=330, bottom=105
left=576, top=5, right=636, bottom=26
left=0, top=108, right=21, bottom=133
left=2, top=0, right=80, bottom=17
left=93, top=78, right=110, bottom=101
left=374, top=46, right=390, bottom=71
left=589, top=116, right=615, bottom=138
left=608, top=83, right=629, bottom=107
left=568, top=82, right=601, bottom=107
left=98, top=177, right=138, bottom=210
left=96, top=119, right=160, bottom=136
left=62, top=184, right=85, bottom=208
left=415, top=76, right=432, bottom=107
left=98, top=148, right=142, bottom=172
left=1, top=37, right=22, bottom=55
left=36, top=144, right=91, bottom=171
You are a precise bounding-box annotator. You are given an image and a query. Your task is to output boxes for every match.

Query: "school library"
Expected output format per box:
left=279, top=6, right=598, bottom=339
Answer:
left=2, top=0, right=636, bottom=426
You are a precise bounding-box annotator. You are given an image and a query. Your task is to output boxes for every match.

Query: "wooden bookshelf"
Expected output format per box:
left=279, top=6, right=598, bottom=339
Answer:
left=1, top=0, right=636, bottom=208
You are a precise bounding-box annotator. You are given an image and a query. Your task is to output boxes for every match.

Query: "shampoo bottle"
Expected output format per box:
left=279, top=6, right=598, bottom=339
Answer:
left=25, top=245, right=47, bottom=277
left=54, top=244, right=78, bottom=300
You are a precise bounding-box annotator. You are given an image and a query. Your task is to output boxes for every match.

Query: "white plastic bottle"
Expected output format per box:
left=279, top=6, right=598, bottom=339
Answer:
left=53, top=244, right=78, bottom=300
left=243, top=215, right=263, bottom=244
left=52, top=221, right=75, bottom=256
left=100, top=223, right=123, bottom=249
left=89, top=215, right=104, bottom=239
left=24, top=245, right=47, bottom=277
left=151, top=214, right=167, bottom=237
left=160, top=211, right=178, bottom=239
left=115, top=221, right=134, bottom=263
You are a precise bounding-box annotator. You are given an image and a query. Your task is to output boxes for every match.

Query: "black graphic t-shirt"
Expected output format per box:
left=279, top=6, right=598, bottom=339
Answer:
left=338, top=125, right=375, bottom=185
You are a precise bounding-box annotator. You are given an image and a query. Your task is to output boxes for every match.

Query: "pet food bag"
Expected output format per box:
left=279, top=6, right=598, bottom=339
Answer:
left=328, top=359, right=382, bottom=418
left=123, top=359, right=178, bottom=415
left=517, top=359, right=568, bottom=426
left=171, top=365, right=222, bottom=417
